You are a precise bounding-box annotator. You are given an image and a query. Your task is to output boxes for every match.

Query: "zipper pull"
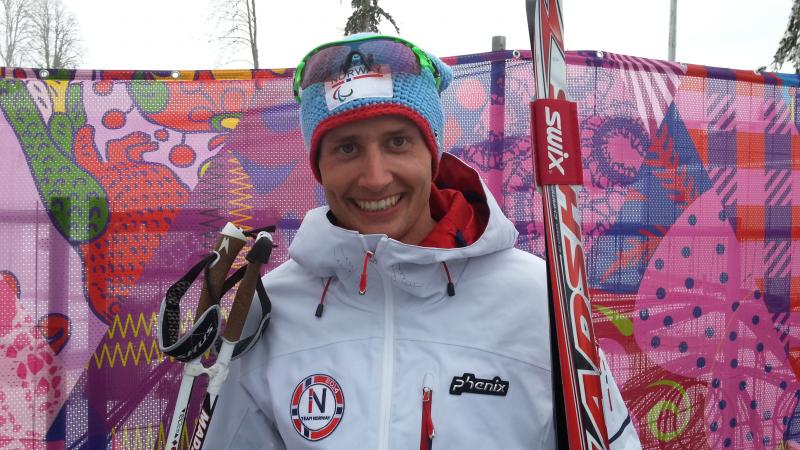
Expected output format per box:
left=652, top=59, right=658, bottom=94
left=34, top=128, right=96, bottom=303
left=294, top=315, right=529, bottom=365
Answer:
left=441, top=262, right=455, bottom=297
left=420, top=386, right=435, bottom=450
left=359, top=251, right=373, bottom=295
left=315, top=277, right=333, bottom=318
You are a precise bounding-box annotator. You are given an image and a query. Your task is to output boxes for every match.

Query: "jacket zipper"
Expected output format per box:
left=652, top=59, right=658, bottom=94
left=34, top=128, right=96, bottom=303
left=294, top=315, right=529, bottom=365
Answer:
left=377, top=263, right=394, bottom=450
left=359, top=251, right=373, bottom=295
left=420, top=375, right=435, bottom=450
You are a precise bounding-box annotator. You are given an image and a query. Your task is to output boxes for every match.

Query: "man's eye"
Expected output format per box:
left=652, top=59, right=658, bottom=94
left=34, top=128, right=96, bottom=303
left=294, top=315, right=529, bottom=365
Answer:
left=337, top=143, right=357, bottom=155
left=389, top=136, right=408, bottom=148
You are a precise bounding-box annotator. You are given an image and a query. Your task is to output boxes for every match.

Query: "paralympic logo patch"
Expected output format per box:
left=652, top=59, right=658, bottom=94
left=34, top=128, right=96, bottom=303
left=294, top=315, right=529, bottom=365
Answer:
left=290, top=374, right=345, bottom=441
left=324, top=63, right=393, bottom=110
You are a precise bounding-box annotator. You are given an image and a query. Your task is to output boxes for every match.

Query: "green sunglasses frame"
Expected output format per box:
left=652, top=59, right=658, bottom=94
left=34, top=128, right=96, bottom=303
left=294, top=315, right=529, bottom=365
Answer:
left=292, top=35, right=441, bottom=102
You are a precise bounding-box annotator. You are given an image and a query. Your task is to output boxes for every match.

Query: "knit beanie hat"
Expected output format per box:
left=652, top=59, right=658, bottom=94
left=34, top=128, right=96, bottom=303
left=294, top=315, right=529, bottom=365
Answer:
left=294, top=34, right=453, bottom=182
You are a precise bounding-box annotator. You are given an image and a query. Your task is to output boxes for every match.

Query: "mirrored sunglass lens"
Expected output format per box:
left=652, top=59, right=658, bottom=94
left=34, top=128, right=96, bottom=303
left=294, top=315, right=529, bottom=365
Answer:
left=358, top=40, right=419, bottom=74
left=300, top=40, right=421, bottom=90
left=301, top=46, right=350, bottom=90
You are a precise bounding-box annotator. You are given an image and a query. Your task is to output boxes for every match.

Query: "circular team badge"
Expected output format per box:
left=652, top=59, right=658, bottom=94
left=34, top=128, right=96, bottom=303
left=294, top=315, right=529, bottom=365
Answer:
left=290, top=374, right=345, bottom=441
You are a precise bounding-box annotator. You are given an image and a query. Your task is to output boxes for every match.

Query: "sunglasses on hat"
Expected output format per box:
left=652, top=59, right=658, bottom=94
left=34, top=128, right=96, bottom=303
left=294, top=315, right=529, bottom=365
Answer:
left=293, top=35, right=441, bottom=102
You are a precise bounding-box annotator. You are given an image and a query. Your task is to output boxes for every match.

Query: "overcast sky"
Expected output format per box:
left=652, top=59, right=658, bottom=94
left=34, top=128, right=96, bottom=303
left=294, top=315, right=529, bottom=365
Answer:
left=64, top=0, right=794, bottom=73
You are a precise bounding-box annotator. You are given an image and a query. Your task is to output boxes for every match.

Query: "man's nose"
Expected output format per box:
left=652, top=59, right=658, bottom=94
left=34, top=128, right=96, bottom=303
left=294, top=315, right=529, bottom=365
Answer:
left=358, top=147, right=392, bottom=191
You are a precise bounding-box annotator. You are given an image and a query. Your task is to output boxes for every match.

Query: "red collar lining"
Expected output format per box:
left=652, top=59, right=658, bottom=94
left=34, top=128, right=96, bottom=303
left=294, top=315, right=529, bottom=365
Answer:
left=418, top=156, right=488, bottom=248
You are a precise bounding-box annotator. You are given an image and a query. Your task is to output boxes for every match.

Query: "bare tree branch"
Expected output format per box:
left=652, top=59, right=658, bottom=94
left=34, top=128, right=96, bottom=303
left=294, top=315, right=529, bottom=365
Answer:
left=210, top=0, right=259, bottom=69
left=248, top=0, right=257, bottom=69
left=0, top=0, right=32, bottom=66
left=28, top=0, right=82, bottom=68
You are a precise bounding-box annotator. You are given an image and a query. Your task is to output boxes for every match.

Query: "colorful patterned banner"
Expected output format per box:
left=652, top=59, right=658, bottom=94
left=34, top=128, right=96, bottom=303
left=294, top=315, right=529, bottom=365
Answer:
left=0, top=51, right=798, bottom=449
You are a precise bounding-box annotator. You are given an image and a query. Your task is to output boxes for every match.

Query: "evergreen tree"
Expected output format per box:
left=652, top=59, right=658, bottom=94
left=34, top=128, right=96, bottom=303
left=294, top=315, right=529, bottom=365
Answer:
left=773, top=0, right=800, bottom=72
left=344, top=0, right=399, bottom=35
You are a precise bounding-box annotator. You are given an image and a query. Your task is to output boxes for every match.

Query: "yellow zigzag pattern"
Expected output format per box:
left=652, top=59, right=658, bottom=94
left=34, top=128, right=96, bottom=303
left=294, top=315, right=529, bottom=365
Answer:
left=226, top=157, right=254, bottom=229
left=105, top=311, right=213, bottom=340
left=92, top=339, right=164, bottom=369
left=114, top=417, right=218, bottom=449
left=112, top=424, right=162, bottom=450
left=106, top=312, right=158, bottom=339
left=111, top=420, right=195, bottom=450
left=93, top=309, right=232, bottom=368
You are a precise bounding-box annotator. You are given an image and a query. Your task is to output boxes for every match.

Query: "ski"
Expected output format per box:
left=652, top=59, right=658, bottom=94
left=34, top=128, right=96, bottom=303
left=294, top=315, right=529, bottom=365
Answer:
left=525, top=1, right=610, bottom=449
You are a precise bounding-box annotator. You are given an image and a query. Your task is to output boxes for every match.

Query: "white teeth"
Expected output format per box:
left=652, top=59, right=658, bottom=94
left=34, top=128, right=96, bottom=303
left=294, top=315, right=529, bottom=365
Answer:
left=356, top=194, right=400, bottom=212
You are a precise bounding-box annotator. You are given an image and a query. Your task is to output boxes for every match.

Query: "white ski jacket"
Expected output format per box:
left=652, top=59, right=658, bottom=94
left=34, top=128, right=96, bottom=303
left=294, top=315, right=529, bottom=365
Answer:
left=206, top=154, right=640, bottom=449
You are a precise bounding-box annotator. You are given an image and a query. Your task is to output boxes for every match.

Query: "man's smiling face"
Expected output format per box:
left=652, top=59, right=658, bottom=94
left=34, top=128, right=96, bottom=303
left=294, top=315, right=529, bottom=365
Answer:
left=317, top=115, right=436, bottom=244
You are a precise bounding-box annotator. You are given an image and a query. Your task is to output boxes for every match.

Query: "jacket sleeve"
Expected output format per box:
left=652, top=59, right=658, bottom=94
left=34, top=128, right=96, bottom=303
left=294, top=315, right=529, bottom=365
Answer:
left=599, top=348, right=642, bottom=450
left=204, top=357, right=285, bottom=450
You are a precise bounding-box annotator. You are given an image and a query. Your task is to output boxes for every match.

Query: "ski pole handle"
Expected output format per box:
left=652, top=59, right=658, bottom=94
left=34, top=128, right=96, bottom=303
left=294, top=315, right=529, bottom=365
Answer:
left=222, top=231, right=273, bottom=342
left=195, top=222, right=247, bottom=320
left=160, top=222, right=247, bottom=450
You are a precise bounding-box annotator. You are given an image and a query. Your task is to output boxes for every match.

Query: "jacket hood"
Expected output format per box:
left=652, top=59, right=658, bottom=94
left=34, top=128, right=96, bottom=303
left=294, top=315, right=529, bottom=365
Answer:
left=288, top=153, right=519, bottom=299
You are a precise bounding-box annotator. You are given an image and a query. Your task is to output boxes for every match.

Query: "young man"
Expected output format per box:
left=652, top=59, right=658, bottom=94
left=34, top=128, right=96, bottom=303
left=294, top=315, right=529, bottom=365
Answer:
left=206, top=34, right=639, bottom=449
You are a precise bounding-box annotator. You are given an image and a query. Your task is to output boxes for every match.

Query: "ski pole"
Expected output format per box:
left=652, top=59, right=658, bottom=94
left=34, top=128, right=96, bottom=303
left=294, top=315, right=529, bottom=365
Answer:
left=159, top=223, right=247, bottom=450
left=188, top=230, right=274, bottom=449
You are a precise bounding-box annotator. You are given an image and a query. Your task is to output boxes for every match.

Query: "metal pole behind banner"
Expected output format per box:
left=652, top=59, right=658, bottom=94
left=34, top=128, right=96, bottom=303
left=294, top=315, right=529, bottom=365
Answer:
left=488, top=35, right=507, bottom=203
left=668, top=0, right=677, bottom=61
left=492, top=36, right=507, bottom=51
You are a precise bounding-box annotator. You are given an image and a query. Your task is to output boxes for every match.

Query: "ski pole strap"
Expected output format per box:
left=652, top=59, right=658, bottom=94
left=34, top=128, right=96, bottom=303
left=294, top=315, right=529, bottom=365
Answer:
left=158, top=253, right=222, bottom=361
left=215, top=231, right=274, bottom=360
left=217, top=245, right=278, bottom=293
left=221, top=264, right=247, bottom=293
left=227, top=278, right=271, bottom=359
left=208, top=266, right=272, bottom=359
left=158, top=223, right=248, bottom=362
left=530, top=99, right=582, bottom=186
left=243, top=225, right=276, bottom=238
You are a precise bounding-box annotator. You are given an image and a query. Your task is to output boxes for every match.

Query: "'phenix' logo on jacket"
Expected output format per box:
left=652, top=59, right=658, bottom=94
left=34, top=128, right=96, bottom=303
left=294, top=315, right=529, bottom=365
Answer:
left=449, top=373, right=509, bottom=396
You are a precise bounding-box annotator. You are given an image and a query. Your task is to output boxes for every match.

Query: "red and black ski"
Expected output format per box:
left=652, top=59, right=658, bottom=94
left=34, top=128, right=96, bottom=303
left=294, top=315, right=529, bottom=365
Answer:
left=525, top=1, right=610, bottom=449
